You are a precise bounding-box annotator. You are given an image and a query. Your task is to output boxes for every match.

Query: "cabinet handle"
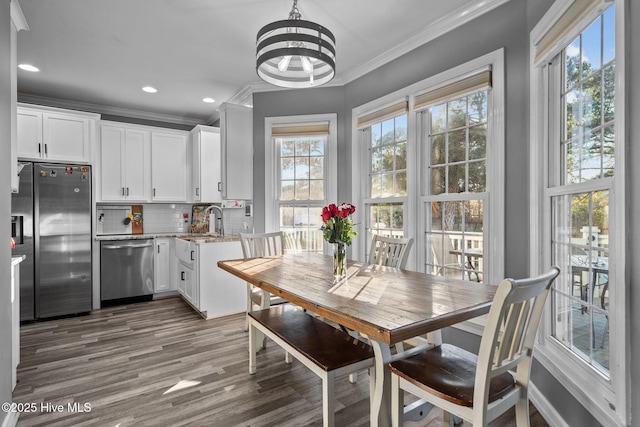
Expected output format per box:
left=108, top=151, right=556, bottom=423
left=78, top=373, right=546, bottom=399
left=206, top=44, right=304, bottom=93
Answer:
left=190, top=250, right=194, bottom=261
left=196, top=187, right=199, bottom=197
left=44, top=144, right=48, bottom=155
left=126, top=187, right=130, bottom=196
left=157, top=245, right=160, bottom=254
left=218, top=182, right=222, bottom=192
left=153, top=188, right=156, bottom=197
left=122, top=187, right=125, bottom=196
left=181, top=272, right=185, bottom=281
left=38, top=143, right=41, bottom=154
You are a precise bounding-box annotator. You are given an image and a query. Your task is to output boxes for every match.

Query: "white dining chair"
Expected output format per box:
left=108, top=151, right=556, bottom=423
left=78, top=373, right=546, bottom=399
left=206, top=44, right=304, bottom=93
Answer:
left=239, top=232, right=288, bottom=331
left=368, top=234, right=414, bottom=269
left=388, top=267, right=560, bottom=427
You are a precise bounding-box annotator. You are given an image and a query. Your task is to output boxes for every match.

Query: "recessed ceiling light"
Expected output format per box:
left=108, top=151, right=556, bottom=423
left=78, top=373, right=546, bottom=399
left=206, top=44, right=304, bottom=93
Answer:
left=18, top=64, right=40, bottom=72
left=202, top=97, right=215, bottom=103
left=142, top=86, right=157, bottom=93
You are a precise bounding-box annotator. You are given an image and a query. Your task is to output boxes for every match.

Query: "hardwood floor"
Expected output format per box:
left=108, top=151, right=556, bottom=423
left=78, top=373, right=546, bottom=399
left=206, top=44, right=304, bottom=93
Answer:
left=13, top=297, right=549, bottom=426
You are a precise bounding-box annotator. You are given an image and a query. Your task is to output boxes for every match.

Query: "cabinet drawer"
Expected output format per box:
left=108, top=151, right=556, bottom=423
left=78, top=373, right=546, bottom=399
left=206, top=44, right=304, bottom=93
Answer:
left=175, top=238, right=195, bottom=265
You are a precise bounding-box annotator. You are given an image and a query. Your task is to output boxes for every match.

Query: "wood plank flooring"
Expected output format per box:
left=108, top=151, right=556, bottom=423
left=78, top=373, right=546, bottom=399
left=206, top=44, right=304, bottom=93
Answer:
left=13, top=297, right=549, bottom=426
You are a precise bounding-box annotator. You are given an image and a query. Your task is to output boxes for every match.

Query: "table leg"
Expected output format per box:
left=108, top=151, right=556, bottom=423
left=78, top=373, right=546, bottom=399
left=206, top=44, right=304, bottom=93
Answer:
left=369, top=339, right=392, bottom=427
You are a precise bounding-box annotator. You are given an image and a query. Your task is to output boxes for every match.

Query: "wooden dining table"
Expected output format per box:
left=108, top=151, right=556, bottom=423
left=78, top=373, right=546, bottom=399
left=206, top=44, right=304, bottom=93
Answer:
left=218, top=252, right=497, bottom=427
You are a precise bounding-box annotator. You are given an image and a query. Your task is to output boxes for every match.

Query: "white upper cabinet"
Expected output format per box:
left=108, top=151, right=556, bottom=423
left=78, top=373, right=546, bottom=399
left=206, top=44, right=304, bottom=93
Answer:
left=99, top=124, right=150, bottom=201
left=17, top=104, right=97, bottom=163
left=151, top=131, right=188, bottom=201
left=219, top=102, right=253, bottom=200
left=191, top=125, right=222, bottom=203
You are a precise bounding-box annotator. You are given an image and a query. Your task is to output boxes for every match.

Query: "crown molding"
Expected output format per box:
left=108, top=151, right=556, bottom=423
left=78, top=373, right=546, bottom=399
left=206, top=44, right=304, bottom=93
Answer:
left=339, top=0, right=510, bottom=84
left=17, top=93, right=205, bottom=127
left=248, top=0, right=508, bottom=97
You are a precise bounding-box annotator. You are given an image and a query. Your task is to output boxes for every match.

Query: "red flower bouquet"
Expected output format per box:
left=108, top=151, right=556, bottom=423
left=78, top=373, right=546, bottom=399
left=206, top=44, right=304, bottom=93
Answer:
left=321, top=203, right=357, bottom=277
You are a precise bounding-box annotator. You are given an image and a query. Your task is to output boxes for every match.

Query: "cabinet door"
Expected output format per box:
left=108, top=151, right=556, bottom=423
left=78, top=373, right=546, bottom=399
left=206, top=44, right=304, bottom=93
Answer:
left=17, top=109, right=43, bottom=159
left=154, top=239, right=172, bottom=292
left=43, top=112, right=90, bottom=162
left=191, top=131, right=202, bottom=202
left=151, top=132, right=187, bottom=201
left=220, top=104, right=253, bottom=199
left=192, top=127, right=222, bottom=203
left=177, top=266, right=186, bottom=296
left=182, top=267, right=195, bottom=306
left=123, top=129, right=148, bottom=200
left=100, top=126, right=125, bottom=201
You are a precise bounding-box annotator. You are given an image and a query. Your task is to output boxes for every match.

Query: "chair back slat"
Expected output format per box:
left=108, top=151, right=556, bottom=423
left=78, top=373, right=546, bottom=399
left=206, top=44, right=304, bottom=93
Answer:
left=240, top=232, right=286, bottom=259
left=368, top=235, right=414, bottom=269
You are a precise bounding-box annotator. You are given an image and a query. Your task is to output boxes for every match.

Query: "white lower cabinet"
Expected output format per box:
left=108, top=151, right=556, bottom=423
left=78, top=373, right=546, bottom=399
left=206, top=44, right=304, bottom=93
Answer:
left=154, top=238, right=174, bottom=293
left=174, top=239, right=245, bottom=318
left=178, top=263, right=196, bottom=304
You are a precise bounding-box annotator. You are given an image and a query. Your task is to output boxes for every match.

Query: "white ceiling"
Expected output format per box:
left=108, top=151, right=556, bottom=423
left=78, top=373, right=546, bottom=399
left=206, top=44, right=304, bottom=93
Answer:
left=15, top=0, right=506, bottom=125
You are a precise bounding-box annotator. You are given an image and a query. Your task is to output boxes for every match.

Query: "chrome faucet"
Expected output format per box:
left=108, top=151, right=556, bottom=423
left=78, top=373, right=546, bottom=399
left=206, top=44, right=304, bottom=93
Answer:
left=206, top=205, right=224, bottom=236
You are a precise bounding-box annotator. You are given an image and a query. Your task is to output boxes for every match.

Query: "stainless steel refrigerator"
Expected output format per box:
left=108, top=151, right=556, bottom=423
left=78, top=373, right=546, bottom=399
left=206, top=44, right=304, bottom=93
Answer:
left=11, top=163, right=92, bottom=321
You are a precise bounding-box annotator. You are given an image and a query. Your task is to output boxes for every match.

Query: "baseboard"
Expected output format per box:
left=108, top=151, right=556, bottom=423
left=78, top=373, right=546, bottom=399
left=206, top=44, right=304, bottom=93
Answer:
left=1, top=411, right=18, bottom=427
left=530, top=381, right=570, bottom=427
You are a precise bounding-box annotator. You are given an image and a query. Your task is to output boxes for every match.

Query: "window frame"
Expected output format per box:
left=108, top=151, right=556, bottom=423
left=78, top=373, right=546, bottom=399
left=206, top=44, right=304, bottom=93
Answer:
left=351, top=49, right=505, bottom=323
left=529, top=1, right=629, bottom=425
left=361, top=112, right=410, bottom=260
left=265, top=114, right=338, bottom=254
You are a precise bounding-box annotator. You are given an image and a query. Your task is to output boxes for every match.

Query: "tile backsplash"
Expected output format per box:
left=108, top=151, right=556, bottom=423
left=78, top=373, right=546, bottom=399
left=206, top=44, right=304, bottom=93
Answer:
left=97, top=203, right=253, bottom=235
left=142, top=204, right=192, bottom=233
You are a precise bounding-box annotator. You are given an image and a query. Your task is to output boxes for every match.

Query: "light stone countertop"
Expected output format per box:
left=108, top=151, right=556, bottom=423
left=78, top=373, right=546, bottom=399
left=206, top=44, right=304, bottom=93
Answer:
left=95, top=233, right=240, bottom=243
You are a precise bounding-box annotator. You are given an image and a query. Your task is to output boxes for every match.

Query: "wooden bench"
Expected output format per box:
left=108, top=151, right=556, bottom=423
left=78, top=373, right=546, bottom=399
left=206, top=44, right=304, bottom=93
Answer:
left=248, top=304, right=375, bottom=427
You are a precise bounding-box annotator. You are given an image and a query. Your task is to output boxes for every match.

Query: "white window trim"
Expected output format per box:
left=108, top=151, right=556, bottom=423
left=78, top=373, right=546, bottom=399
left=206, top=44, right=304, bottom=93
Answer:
left=264, top=114, right=338, bottom=254
left=529, top=1, right=629, bottom=425
left=351, top=49, right=505, bottom=333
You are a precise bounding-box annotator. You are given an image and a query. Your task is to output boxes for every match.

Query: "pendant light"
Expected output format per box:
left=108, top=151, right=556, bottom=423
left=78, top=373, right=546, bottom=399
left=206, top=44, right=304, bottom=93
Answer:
left=256, top=0, right=336, bottom=88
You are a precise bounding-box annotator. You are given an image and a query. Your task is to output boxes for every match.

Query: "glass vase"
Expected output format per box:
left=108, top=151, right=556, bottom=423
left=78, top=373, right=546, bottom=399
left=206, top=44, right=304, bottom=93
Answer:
left=333, top=243, right=347, bottom=278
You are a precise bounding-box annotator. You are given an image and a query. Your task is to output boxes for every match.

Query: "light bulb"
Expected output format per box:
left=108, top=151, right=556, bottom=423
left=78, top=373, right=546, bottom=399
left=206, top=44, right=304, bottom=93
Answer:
left=278, top=55, right=292, bottom=72
left=301, top=56, right=312, bottom=73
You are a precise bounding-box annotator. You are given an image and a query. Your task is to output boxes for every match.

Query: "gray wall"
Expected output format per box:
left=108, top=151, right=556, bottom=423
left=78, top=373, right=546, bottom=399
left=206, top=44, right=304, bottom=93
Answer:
left=1, top=0, right=15, bottom=424
left=252, top=86, right=347, bottom=232
left=252, top=0, right=617, bottom=425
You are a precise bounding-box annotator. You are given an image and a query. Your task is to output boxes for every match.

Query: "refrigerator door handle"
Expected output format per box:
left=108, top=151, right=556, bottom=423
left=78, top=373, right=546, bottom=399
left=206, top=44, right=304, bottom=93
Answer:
left=103, top=242, right=153, bottom=249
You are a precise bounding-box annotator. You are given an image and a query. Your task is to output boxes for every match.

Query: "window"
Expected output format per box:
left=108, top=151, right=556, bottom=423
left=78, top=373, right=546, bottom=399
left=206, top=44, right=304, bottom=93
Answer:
left=357, top=106, right=408, bottom=259
left=351, top=50, right=504, bottom=287
left=422, top=88, right=489, bottom=282
left=265, top=115, right=337, bottom=253
left=531, top=1, right=628, bottom=425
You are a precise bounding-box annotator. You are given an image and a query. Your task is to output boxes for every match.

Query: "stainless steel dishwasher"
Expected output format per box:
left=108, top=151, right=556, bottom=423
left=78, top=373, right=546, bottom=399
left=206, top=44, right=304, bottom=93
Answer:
left=100, top=239, right=154, bottom=303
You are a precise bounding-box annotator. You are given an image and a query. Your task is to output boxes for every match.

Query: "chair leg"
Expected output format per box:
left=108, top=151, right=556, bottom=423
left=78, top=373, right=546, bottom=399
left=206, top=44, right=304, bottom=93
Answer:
left=442, top=411, right=456, bottom=427
left=390, top=373, right=403, bottom=427
left=515, top=396, right=531, bottom=427
left=248, top=321, right=257, bottom=375
left=322, top=372, right=335, bottom=427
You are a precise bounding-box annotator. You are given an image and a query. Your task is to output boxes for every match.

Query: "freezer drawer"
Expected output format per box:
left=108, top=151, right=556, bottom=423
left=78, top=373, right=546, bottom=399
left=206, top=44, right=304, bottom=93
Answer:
left=100, top=240, right=154, bottom=301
